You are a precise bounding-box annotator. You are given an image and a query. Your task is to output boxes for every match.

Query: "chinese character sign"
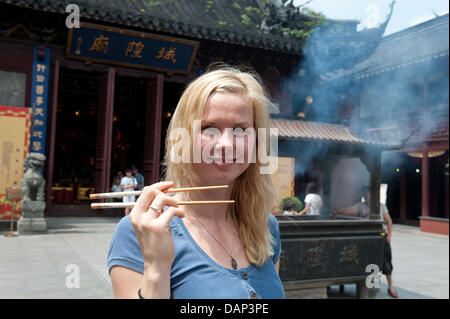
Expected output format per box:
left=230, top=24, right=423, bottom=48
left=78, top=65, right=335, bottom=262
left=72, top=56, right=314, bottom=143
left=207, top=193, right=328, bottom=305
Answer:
left=66, top=24, right=198, bottom=74
left=30, top=46, right=50, bottom=155
left=0, top=106, right=31, bottom=219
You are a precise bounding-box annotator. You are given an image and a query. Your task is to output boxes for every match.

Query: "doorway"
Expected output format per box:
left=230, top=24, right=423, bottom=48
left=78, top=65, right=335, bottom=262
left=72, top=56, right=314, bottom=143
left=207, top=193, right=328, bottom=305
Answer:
left=52, top=68, right=99, bottom=205
left=159, top=81, right=184, bottom=179
left=111, top=76, right=147, bottom=185
left=51, top=70, right=186, bottom=210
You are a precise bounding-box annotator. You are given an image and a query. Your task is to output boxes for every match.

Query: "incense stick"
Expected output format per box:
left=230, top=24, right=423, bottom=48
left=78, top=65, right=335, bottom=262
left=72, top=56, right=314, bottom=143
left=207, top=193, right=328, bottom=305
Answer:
left=90, top=185, right=229, bottom=199
left=90, top=200, right=235, bottom=209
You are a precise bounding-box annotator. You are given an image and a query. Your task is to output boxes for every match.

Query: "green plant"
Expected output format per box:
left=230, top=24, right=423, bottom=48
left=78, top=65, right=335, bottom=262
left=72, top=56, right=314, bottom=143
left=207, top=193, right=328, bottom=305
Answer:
left=147, top=1, right=160, bottom=7
left=232, top=3, right=241, bottom=10
left=280, top=196, right=303, bottom=213
left=205, top=0, right=214, bottom=13
left=241, top=14, right=251, bottom=27
left=245, top=6, right=261, bottom=15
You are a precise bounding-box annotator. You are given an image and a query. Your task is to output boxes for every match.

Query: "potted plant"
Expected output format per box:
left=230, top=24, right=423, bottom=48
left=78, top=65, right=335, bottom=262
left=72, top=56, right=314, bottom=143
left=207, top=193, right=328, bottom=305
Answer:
left=280, top=196, right=303, bottom=214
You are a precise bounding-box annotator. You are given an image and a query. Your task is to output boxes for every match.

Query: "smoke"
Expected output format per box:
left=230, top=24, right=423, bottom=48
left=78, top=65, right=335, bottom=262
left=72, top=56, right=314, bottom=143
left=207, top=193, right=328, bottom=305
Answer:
left=278, top=6, right=449, bottom=207
left=288, top=140, right=330, bottom=177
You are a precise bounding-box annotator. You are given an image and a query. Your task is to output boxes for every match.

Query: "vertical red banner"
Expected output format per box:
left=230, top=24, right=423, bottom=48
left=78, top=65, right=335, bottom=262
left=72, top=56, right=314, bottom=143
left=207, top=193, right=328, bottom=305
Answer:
left=0, top=105, right=31, bottom=219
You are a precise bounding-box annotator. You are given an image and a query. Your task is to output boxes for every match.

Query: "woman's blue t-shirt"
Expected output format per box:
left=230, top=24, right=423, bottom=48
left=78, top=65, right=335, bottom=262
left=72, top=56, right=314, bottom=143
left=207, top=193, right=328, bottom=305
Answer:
left=107, top=214, right=285, bottom=299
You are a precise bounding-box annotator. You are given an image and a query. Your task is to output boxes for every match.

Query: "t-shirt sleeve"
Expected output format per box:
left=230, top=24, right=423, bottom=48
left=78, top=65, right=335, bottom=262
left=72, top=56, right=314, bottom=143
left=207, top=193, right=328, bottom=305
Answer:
left=304, top=194, right=312, bottom=204
left=107, top=216, right=145, bottom=274
left=268, top=214, right=282, bottom=264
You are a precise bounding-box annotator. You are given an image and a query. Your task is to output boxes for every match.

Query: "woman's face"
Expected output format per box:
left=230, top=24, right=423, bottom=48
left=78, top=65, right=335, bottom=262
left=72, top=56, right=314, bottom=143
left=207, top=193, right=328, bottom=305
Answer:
left=192, top=91, right=255, bottom=185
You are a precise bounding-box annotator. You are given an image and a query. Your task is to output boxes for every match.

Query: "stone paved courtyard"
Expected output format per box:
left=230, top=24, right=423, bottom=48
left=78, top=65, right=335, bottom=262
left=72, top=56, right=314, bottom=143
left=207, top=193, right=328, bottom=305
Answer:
left=0, top=217, right=448, bottom=299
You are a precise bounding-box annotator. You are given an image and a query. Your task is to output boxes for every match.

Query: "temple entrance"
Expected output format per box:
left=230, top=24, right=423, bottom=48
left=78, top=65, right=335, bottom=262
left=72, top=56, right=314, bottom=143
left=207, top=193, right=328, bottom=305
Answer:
left=382, top=152, right=421, bottom=223
left=382, top=150, right=449, bottom=224
left=50, top=67, right=185, bottom=215
left=111, top=76, right=147, bottom=186
left=52, top=68, right=99, bottom=206
left=160, top=81, right=184, bottom=171
left=110, top=78, right=184, bottom=187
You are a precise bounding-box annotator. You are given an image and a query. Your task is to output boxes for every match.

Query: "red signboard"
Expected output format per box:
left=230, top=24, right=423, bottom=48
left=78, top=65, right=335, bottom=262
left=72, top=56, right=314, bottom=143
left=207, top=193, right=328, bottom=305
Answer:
left=0, top=105, right=31, bottom=219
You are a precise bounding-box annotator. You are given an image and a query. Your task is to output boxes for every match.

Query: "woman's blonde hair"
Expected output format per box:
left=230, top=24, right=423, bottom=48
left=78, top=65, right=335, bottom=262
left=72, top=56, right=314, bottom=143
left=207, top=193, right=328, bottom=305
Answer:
left=163, top=65, right=276, bottom=266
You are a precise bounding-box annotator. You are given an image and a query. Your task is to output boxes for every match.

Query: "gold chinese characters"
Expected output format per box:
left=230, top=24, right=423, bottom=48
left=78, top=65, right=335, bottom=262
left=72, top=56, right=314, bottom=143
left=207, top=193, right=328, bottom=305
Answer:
left=31, top=63, right=47, bottom=152
left=156, top=47, right=177, bottom=63
left=89, top=34, right=109, bottom=54
left=125, top=41, right=144, bottom=58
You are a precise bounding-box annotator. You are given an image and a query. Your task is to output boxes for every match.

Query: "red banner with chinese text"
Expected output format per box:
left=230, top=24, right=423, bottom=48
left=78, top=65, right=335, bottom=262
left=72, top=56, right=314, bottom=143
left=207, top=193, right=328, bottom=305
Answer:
left=0, top=105, right=31, bottom=219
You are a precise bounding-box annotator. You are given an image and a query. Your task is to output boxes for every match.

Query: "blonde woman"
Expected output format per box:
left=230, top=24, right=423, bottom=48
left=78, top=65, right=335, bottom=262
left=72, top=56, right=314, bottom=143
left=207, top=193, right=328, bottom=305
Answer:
left=107, top=66, right=284, bottom=299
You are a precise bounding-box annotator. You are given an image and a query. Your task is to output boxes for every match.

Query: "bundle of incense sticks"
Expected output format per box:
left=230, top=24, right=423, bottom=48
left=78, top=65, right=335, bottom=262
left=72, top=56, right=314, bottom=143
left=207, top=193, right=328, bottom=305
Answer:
left=90, top=185, right=234, bottom=209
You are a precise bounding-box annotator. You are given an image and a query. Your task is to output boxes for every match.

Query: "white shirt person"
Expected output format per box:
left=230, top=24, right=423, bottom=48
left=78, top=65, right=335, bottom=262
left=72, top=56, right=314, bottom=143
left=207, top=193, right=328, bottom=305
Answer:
left=120, top=170, right=138, bottom=216
left=298, top=183, right=322, bottom=216
left=303, top=193, right=322, bottom=215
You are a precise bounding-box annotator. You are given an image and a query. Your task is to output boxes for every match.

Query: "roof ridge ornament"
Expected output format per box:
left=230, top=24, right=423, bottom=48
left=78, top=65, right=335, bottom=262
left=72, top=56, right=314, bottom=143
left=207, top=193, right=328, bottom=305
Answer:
left=305, top=1, right=396, bottom=82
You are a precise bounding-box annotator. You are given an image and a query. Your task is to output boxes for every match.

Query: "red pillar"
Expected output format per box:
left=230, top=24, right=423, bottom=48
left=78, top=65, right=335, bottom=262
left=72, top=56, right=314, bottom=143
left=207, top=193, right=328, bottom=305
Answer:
left=421, top=143, right=429, bottom=217
left=399, top=166, right=407, bottom=222
left=45, top=60, right=60, bottom=216
left=143, top=75, right=164, bottom=185
left=94, top=68, right=115, bottom=194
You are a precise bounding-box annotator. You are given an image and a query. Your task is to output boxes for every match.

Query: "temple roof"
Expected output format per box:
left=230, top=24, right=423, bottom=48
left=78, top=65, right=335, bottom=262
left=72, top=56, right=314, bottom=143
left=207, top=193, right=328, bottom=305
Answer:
left=321, top=13, right=449, bottom=81
left=0, top=0, right=319, bottom=53
left=303, top=1, right=395, bottom=81
left=270, top=117, right=398, bottom=147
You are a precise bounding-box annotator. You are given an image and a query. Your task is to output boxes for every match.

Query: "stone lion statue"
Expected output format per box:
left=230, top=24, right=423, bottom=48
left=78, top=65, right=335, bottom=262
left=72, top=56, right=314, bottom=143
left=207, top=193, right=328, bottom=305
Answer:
left=22, top=153, right=46, bottom=202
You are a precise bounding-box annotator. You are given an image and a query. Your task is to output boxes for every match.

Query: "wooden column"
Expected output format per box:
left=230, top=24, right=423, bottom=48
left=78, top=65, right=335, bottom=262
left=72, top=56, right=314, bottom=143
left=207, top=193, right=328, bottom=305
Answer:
left=94, top=68, right=115, bottom=194
left=369, top=153, right=381, bottom=220
left=321, top=167, right=331, bottom=219
left=399, top=167, right=407, bottom=222
left=321, top=158, right=339, bottom=219
left=143, top=75, right=164, bottom=185
left=45, top=60, right=60, bottom=216
left=421, top=143, right=430, bottom=217
left=361, top=150, right=381, bottom=220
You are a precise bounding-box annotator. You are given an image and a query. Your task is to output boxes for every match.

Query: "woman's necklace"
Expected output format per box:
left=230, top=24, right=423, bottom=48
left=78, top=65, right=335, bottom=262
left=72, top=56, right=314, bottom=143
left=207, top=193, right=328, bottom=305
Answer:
left=191, top=211, right=238, bottom=270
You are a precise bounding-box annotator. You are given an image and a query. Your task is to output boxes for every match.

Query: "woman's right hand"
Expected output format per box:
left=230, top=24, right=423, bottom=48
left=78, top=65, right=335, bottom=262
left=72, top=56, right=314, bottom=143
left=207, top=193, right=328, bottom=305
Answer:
left=129, top=181, right=185, bottom=270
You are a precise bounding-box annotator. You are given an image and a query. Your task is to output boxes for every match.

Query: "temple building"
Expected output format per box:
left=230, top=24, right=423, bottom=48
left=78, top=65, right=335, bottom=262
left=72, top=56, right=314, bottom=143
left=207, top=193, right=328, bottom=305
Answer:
left=311, top=14, right=449, bottom=233
left=1, top=0, right=435, bottom=231
left=0, top=0, right=320, bottom=217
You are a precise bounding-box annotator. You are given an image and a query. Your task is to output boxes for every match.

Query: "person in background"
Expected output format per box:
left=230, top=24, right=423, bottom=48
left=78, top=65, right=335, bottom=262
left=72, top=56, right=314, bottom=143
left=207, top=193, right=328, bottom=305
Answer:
left=298, top=183, right=322, bottom=216
left=120, top=168, right=138, bottom=216
left=115, top=170, right=124, bottom=182
left=336, top=185, right=399, bottom=298
left=111, top=176, right=122, bottom=202
left=282, top=200, right=298, bottom=216
left=131, top=165, right=144, bottom=191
